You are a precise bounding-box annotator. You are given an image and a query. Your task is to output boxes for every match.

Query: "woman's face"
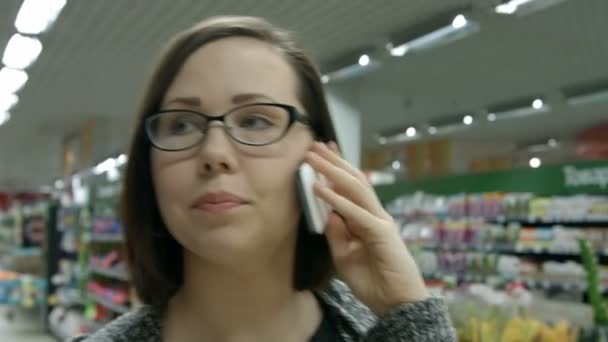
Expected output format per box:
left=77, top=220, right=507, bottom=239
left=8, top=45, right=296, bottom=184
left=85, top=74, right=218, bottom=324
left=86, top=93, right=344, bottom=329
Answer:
left=151, top=37, right=313, bottom=265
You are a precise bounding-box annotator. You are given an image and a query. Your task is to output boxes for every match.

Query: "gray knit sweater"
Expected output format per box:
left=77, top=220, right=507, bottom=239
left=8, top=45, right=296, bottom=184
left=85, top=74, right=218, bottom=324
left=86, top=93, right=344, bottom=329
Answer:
left=71, top=280, right=456, bottom=341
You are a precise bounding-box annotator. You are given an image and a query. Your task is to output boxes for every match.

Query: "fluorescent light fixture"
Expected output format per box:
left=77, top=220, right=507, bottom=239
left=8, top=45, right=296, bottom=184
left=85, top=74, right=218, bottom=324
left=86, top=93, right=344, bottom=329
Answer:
left=388, top=14, right=479, bottom=56
left=529, top=157, right=541, bottom=168
left=15, top=0, right=67, bottom=35
left=2, top=34, right=43, bottom=69
left=566, top=88, right=608, bottom=106
left=487, top=113, right=497, bottom=122
left=389, top=44, right=409, bottom=57
left=0, top=68, right=28, bottom=93
left=324, top=52, right=378, bottom=81
left=321, top=75, right=330, bottom=84
left=489, top=101, right=551, bottom=121
left=463, top=115, right=474, bottom=125
left=358, top=54, right=370, bottom=66
left=406, top=127, right=417, bottom=137
left=495, top=0, right=567, bottom=16
left=0, top=112, right=10, bottom=126
left=0, top=93, right=18, bottom=112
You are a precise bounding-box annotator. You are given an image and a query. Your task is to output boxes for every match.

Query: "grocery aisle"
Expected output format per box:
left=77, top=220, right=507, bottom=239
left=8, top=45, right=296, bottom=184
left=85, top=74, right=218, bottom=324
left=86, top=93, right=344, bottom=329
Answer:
left=0, top=307, right=54, bottom=342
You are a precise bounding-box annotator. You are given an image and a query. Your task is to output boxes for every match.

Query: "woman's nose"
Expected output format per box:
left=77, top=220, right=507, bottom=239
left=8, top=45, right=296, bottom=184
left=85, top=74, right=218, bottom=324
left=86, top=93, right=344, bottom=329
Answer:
left=197, top=125, right=237, bottom=176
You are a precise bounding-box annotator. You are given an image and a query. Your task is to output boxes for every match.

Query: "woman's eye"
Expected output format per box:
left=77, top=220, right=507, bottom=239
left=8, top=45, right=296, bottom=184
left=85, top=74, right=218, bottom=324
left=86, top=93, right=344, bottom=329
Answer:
left=169, top=119, right=195, bottom=134
left=238, top=114, right=275, bottom=129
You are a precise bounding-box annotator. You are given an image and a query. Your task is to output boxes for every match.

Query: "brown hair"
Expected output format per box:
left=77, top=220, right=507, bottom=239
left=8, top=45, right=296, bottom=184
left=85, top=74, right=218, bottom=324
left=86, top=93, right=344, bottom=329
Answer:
left=121, top=16, right=338, bottom=308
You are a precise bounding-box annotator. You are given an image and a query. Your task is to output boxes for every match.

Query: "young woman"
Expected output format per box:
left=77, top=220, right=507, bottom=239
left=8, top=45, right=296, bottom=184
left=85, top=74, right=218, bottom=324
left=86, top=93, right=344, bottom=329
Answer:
left=73, top=16, right=455, bottom=342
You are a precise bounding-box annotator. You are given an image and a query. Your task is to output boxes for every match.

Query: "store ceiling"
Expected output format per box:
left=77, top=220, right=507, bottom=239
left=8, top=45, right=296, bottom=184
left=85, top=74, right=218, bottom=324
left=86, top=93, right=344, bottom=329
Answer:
left=0, top=0, right=606, bottom=189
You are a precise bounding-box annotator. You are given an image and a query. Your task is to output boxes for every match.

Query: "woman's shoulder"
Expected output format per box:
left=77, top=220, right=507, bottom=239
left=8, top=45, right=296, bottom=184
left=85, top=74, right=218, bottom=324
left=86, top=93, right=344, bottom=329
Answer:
left=318, top=278, right=456, bottom=341
left=316, top=279, right=377, bottom=334
left=68, top=305, right=162, bottom=342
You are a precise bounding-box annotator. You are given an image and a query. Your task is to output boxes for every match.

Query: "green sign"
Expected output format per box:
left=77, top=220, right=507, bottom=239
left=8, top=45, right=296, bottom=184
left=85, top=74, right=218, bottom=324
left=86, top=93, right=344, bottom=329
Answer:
left=374, top=160, right=608, bottom=204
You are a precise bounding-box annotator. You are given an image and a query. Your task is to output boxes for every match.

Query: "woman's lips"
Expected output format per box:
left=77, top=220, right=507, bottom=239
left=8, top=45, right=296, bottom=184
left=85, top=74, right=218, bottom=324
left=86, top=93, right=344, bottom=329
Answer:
left=192, top=192, right=249, bottom=213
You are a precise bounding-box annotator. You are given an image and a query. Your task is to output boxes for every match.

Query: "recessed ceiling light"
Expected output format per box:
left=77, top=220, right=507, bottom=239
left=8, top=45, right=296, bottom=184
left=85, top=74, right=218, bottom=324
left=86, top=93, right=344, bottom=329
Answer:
left=392, top=161, right=401, bottom=170
left=428, top=126, right=437, bottom=134
left=321, top=75, right=330, bottom=84
left=532, top=99, right=544, bottom=109
left=452, top=14, right=468, bottom=29
left=463, top=115, right=474, bottom=125
left=487, top=113, right=497, bottom=122
left=358, top=54, right=370, bottom=66
left=406, top=127, right=416, bottom=137
left=529, top=157, right=542, bottom=168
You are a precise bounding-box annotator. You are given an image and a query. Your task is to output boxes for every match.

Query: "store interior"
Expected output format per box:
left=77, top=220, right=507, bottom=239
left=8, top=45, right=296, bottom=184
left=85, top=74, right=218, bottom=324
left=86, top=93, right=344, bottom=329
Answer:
left=0, top=0, right=607, bottom=341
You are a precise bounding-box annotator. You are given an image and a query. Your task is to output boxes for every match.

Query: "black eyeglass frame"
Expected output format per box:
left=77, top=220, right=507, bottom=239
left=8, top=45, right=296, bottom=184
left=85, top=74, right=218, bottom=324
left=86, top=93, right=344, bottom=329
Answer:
left=144, top=102, right=312, bottom=151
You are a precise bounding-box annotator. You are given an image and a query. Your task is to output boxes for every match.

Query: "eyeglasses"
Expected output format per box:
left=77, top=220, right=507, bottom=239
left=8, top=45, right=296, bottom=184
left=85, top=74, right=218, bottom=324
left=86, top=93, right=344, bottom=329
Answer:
left=145, top=103, right=311, bottom=151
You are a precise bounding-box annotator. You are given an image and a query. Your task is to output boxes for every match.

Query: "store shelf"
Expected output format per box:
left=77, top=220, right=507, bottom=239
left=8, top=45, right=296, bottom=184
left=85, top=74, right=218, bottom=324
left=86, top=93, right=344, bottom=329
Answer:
left=90, top=233, right=123, bottom=243
left=420, top=244, right=608, bottom=263
left=427, top=272, right=606, bottom=292
left=87, top=292, right=130, bottom=314
left=90, top=265, right=130, bottom=282
left=491, top=218, right=608, bottom=227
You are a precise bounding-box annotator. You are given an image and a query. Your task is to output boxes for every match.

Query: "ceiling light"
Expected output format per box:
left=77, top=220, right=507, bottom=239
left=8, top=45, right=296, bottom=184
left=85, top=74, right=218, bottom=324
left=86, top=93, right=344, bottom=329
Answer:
left=0, top=68, right=28, bottom=94
left=2, top=34, right=43, bottom=69
left=358, top=54, right=370, bottom=66
left=452, top=15, right=467, bottom=29
left=428, top=126, right=437, bottom=135
left=0, top=112, right=10, bottom=126
left=463, top=115, right=474, bottom=125
left=406, top=127, right=417, bottom=137
left=321, top=75, right=330, bottom=84
left=93, top=158, right=117, bottom=175
left=495, top=0, right=567, bottom=16
left=378, top=137, right=387, bottom=145
left=529, top=157, right=541, bottom=168
left=116, top=154, right=128, bottom=166
left=489, top=99, right=551, bottom=121
left=532, top=99, right=544, bottom=109
left=15, top=0, right=67, bottom=35
left=487, top=113, right=497, bottom=122
left=392, top=161, right=401, bottom=170
left=0, top=93, right=18, bottom=112
left=388, top=14, right=479, bottom=56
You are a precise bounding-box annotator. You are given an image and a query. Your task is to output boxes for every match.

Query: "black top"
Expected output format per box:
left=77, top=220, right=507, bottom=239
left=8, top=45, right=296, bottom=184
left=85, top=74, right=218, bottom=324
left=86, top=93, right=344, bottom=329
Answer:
left=310, top=295, right=342, bottom=341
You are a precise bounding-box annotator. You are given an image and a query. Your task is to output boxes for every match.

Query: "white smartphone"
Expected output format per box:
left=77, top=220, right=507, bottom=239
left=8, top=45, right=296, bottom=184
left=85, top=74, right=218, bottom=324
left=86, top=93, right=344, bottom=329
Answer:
left=296, top=163, right=332, bottom=234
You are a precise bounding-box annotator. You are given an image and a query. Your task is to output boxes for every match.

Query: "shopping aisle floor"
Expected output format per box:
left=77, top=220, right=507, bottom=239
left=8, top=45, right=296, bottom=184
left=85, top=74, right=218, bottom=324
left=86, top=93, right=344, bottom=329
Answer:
left=0, top=307, right=54, bottom=342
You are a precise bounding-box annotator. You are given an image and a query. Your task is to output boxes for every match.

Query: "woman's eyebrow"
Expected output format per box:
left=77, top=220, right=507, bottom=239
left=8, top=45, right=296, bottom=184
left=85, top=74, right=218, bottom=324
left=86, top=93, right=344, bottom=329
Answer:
left=231, top=93, right=277, bottom=104
left=162, top=93, right=278, bottom=109
left=163, top=96, right=201, bottom=108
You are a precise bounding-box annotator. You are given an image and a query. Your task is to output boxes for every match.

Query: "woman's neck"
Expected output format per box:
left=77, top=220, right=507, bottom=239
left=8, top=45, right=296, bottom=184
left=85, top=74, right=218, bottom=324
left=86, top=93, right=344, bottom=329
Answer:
left=163, top=249, right=322, bottom=342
